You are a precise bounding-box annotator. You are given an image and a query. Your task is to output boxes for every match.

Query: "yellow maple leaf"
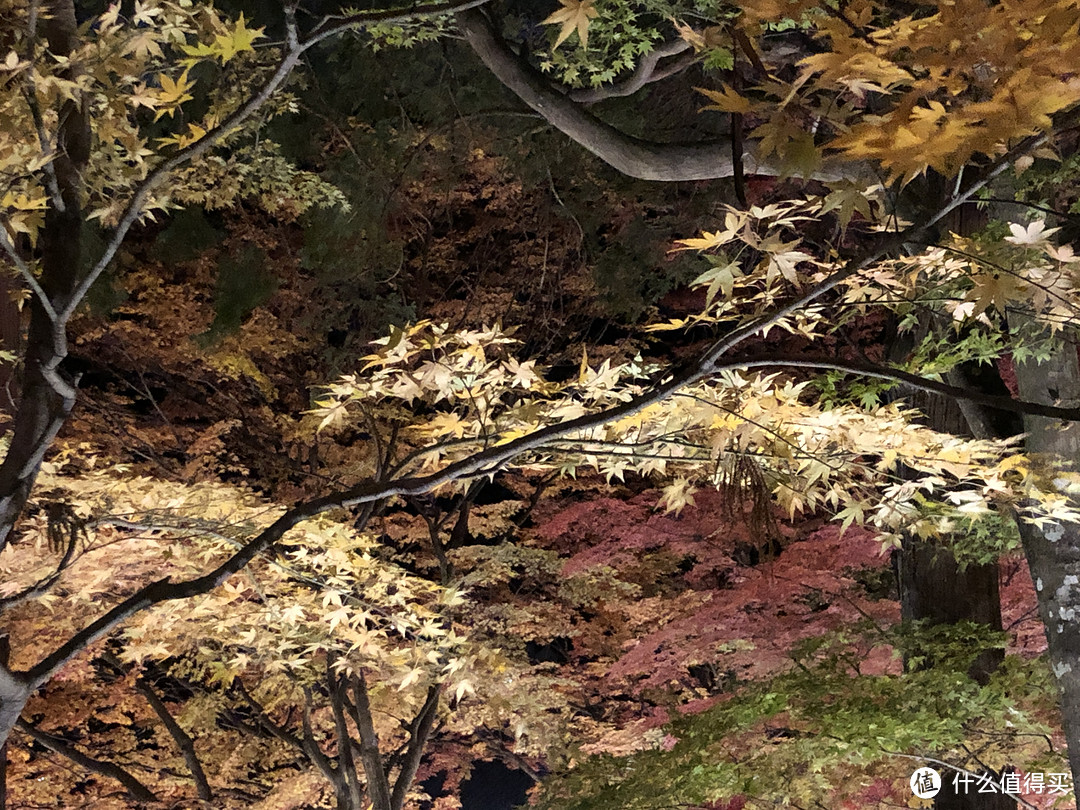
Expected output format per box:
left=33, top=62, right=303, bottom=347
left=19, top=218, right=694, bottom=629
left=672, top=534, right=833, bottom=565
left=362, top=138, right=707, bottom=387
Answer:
left=213, top=13, right=264, bottom=64
left=698, top=85, right=751, bottom=114
left=543, top=0, right=599, bottom=49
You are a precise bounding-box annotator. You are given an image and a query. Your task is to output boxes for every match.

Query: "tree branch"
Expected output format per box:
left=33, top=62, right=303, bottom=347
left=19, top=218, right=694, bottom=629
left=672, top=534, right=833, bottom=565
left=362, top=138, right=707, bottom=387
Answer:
left=455, top=8, right=857, bottom=183
left=567, top=39, right=694, bottom=103
left=351, top=670, right=393, bottom=810
left=233, top=679, right=305, bottom=753
left=329, top=659, right=363, bottom=810
left=301, top=686, right=339, bottom=786
left=389, top=683, right=440, bottom=810
left=16, top=718, right=157, bottom=802
left=729, top=355, right=1080, bottom=422
left=16, top=117, right=1065, bottom=701
left=304, top=0, right=493, bottom=48
left=133, top=676, right=212, bottom=800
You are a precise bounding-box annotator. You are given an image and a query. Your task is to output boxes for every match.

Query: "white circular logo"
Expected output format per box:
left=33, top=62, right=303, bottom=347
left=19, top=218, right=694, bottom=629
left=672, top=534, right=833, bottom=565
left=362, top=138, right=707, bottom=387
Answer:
left=911, top=767, right=942, bottom=798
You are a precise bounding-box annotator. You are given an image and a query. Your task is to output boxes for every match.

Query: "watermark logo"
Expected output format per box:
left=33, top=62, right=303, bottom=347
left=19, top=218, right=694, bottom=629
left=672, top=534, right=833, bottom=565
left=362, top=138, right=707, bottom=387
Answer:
left=909, top=768, right=1074, bottom=798
left=910, top=767, right=941, bottom=799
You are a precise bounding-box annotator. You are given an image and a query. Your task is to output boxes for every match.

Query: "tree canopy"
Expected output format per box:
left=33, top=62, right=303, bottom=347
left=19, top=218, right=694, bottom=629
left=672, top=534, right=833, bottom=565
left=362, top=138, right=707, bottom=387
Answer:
left=4, top=0, right=1080, bottom=808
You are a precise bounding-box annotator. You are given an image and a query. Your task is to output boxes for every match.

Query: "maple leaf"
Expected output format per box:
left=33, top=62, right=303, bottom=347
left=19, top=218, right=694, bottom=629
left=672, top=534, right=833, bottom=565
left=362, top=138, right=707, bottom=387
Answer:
left=543, top=0, right=599, bottom=50
left=123, top=30, right=164, bottom=60
left=693, top=256, right=742, bottom=306
left=698, top=85, right=751, bottom=114
left=325, top=605, right=351, bottom=631
left=153, top=70, right=194, bottom=120
left=658, top=478, right=698, bottom=515
left=213, top=13, right=264, bottom=64
left=1004, top=220, right=1059, bottom=246
left=1046, top=243, right=1080, bottom=263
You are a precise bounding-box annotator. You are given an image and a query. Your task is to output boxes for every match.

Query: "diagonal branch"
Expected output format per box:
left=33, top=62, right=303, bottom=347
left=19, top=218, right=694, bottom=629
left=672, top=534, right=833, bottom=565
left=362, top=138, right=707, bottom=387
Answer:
left=8, top=89, right=1077, bottom=764
left=301, top=686, right=339, bottom=785
left=66, top=0, right=498, bottom=328
left=728, top=355, right=1080, bottom=422
left=0, top=0, right=497, bottom=560
left=0, top=231, right=57, bottom=330
left=389, top=683, right=440, bottom=810
left=17, top=111, right=1069, bottom=697
left=134, top=678, right=212, bottom=800
left=17, top=718, right=158, bottom=802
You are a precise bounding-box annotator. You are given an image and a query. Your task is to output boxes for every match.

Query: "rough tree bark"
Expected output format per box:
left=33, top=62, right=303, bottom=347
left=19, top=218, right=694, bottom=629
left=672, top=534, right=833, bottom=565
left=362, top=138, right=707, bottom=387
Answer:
left=0, top=0, right=86, bottom=747
left=1012, top=339, right=1080, bottom=790
left=0, top=0, right=85, bottom=551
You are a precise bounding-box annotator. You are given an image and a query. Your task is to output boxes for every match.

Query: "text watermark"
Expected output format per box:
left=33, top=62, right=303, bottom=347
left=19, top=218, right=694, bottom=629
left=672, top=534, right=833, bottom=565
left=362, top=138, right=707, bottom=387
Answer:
left=910, top=767, right=1073, bottom=798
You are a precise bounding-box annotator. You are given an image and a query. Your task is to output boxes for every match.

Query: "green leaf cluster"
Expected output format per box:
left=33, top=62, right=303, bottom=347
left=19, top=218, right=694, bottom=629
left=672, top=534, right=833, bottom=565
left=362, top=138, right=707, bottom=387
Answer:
left=534, top=623, right=1059, bottom=810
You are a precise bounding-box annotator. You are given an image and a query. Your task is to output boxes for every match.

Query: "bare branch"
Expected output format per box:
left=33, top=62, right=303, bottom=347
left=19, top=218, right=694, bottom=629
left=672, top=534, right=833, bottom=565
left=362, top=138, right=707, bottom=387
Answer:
left=136, top=679, right=212, bottom=800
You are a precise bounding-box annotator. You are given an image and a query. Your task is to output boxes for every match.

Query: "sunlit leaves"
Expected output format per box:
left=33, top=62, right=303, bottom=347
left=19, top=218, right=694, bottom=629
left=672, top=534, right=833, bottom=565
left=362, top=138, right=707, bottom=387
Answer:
left=543, top=0, right=600, bottom=50
left=1, top=0, right=327, bottom=234
left=698, top=84, right=751, bottom=114
left=153, top=69, right=195, bottom=118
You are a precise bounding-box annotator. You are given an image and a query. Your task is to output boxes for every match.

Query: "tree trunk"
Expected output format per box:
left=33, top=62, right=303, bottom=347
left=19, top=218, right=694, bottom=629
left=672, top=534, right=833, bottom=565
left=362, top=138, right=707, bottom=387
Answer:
left=890, top=318, right=1013, bottom=808
left=0, top=0, right=86, bottom=550
left=1012, top=339, right=1080, bottom=789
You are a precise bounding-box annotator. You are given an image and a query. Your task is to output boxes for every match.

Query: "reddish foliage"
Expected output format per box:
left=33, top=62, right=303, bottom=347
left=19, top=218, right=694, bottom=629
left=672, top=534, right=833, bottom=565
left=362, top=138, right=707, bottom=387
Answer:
left=534, top=487, right=898, bottom=695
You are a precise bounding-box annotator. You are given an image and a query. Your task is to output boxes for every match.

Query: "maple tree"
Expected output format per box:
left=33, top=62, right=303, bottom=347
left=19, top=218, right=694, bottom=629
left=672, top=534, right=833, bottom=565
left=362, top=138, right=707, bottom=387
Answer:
left=7, top=0, right=1080, bottom=808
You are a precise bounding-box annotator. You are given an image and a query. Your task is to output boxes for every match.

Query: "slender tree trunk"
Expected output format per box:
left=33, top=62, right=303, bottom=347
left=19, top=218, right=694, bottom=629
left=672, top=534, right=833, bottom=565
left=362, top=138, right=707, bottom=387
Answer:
left=0, top=0, right=86, bottom=551
left=352, top=671, right=393, bottom=810
left=889, top=315, right=1013, bottom=808
left=1012, top=339, right=1080, bottom=789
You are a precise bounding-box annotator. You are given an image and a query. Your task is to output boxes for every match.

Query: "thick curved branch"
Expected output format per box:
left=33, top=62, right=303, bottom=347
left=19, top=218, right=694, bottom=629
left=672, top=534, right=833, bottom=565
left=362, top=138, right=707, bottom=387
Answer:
left=12, top=136, right=1029, bottom=697
left=568, top=39, right=694, bottom=103
left=456, top=8, right=858, bottom=183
